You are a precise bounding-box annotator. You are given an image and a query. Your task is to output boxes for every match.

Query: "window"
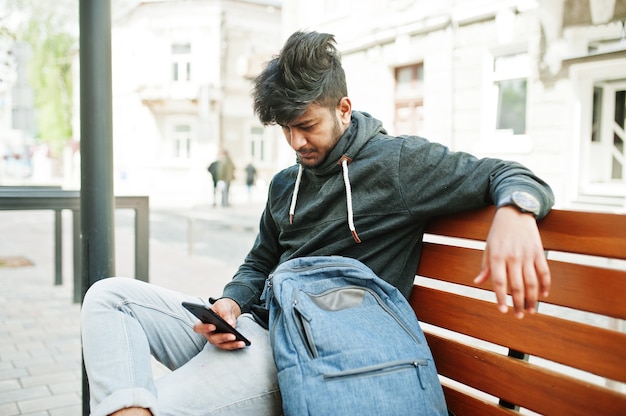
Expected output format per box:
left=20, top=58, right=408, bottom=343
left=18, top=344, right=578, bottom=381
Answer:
left=173, top=124, right=191, bottom=159
left=588, top=80, right=626, bottom=186
left=249, top=126, right=266, bottom=163
left=394, top=63, right=424, bottom=135
left=171, top=43, right=191, bottom=82
left=573, top=58, right=626, bottom=204
left=493, top=53, right=528, bottom=135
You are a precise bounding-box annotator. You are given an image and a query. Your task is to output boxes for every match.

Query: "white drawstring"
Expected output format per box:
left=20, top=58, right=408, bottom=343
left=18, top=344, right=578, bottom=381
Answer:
left=289, top=164, right=303, bottom=224
left=339, top=156, right=361, bottom=243
left=288, top=156, right=361, bottom=243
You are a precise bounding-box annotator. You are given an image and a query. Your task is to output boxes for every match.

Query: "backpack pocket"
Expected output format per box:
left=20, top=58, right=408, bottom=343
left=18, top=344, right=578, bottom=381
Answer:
left=291, top=284, right=423, bottom=363
left=315, top=359, right=442, bottom=415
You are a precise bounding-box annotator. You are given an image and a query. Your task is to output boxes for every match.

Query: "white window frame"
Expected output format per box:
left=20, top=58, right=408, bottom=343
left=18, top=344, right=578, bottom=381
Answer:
left=494, top=53, right=530, bottom=136
left=163, top=116, right=195, bottom=162
left=571, top=58, right=626, bottom=203
left=476, top=48, right=533, bottom=154
left=171, top=43, right=191, bottom=83
left=246, top=123, right=277, bottom=169
left=393, top=63, right=424, bottom=136
left=172, top=123, right=192, bottom=160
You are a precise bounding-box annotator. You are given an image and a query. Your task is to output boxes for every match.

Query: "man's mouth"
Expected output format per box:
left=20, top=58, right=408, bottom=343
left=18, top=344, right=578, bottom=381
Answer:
left=298, top=150, right=315, bottom=159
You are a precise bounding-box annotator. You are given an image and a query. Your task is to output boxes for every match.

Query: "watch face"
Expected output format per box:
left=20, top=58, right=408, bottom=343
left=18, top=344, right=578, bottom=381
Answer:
left=512, top=191, right=540, bottom=215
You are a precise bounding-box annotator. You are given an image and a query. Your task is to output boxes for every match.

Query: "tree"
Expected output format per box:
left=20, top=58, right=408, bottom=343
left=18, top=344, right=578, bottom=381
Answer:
left=22, top=19, right=75, bottom=154
left=5, top=0, right=77, bottom=155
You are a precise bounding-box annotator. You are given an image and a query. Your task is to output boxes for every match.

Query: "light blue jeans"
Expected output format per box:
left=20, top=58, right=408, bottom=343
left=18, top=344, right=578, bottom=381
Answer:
left=80, top=277, right=281, bottom=416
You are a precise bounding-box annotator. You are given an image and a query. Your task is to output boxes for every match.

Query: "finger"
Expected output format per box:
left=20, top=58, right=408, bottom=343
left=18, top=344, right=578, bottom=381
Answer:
left=522, top=261, right=539, bottom=314
left=508, top=263, right=526, bottom=319
left=489, top=260, right=509, bottom=314
left=474, top=249, right=490, bottom=285
left=192, top=321, right=216, bottom=334
left=535, top=254, right=551, bottom=298
left=207, top=332, right=245, bottom=350
left=473, top=268, right=489, bottom=285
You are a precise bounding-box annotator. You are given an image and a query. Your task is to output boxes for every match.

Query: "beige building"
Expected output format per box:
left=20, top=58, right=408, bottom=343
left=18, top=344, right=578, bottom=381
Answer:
left=110, top=0, right=282, bottom=208
left=281, top=0, right=626, bottom=212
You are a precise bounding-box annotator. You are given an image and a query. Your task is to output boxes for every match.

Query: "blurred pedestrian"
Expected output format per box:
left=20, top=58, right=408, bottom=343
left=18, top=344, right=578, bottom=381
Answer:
left=217, top=150, right=235, bottom=207
left=245, top=161, right=257, bottom=200
left=207, top=159, right=219, bottom=206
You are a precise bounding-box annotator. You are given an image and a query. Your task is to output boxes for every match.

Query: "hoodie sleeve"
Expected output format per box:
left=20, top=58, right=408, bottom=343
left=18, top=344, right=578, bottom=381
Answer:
left=220, top=184, right=283, bottom=313
left=398, top=137, right=554, bottom=219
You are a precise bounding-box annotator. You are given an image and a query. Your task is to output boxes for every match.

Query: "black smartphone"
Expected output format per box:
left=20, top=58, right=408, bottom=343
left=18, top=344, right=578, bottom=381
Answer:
left=182, top=301, right=251, bottom=346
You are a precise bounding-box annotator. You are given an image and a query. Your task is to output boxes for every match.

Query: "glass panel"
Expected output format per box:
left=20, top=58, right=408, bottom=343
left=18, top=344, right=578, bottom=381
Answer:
left=591, top=87, right=603, bottom=142
left=615, top=90, right=625, bottom=128
left=612, top=155, right=622, bottom=180
left=396, top=66, right=413, bottom=93
left=613, top=90, right=625, bottom=179
left=172, top=63, right=179, bottom=81
left=496, top=79, right=527, bottom=135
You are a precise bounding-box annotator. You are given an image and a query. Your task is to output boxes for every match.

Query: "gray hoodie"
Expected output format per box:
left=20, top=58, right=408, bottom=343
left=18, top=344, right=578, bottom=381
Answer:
left=221, top=111, right=554, bottom=316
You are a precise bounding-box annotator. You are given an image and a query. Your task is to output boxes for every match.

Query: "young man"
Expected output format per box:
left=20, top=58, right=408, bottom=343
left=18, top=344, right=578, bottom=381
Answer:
left=81, top=31, right=554, bottom=415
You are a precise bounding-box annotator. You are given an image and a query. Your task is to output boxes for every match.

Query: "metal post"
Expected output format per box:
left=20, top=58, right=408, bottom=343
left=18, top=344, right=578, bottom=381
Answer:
left=54, top=209, right=62, bottom=285
left=79, top=0, right=115, bottom=414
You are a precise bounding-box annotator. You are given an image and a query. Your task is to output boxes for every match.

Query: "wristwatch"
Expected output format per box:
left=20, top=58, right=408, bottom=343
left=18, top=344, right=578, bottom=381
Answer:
left=497, top=191, right=540, bottom=217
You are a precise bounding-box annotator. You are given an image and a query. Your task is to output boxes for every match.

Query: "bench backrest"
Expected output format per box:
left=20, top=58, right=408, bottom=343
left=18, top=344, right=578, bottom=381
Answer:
left=410, top=206, right=626, bottom=415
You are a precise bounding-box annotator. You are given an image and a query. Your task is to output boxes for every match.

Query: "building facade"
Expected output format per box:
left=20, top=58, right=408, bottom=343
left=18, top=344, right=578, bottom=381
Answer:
left=281, top=0, right=626, bottom=211
left=110, top=0, right=282, bottom=207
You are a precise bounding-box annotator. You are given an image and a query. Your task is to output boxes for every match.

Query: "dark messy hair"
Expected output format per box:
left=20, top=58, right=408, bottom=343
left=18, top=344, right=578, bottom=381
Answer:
left=252, top=31, right=348, bottom=126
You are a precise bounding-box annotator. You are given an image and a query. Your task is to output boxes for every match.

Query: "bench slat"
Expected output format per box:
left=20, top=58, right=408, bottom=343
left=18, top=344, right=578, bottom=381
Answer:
left=418, top=243, right=626, bottom=319
left=441, top=384, right=519, bottom=416
left=412, top=286, right=626, bottom=383
left=427, top=332, right=626, bottom=416
left=425, top=207, right=626, bottom=260
left=539, top=209, right=626, bottom=260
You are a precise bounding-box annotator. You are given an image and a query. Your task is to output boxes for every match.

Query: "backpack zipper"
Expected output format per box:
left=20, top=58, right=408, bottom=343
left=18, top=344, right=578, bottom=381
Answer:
left=323, top=359, right=429, bottom=389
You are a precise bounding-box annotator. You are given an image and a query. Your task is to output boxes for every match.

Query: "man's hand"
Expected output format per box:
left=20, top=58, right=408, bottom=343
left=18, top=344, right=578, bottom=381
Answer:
left=192, top=298, right=245, bottom=350
left=474, top=206, right=551, bottom=318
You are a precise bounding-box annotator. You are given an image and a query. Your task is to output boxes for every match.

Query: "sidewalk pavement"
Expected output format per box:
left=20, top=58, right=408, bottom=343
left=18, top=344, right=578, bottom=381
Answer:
left=0, top=199, right=264, bottom=415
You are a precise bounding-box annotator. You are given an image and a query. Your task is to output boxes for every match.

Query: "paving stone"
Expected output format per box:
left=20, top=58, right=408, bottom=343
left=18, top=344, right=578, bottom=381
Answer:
left=48, top=404, right=82, bottom=416
left=0, top=367, right=28, bottom=381
left=17, top=392, right=80, bottom=414
left=0, top=379, right=21, bottom=392
left=19, top=370, right=76, bottom=388
left=0, top=401, right=19, bottom=416
left=0, top=385, right=50, bottom=405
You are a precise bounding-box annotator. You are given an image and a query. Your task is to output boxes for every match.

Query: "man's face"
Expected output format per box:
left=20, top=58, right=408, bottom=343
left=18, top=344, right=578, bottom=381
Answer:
left=280, top=98, right=352, bottom=168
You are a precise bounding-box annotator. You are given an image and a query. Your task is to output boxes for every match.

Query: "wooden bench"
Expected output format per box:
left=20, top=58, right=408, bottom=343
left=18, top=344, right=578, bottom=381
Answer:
left=409, top=206, right=626, bottom=415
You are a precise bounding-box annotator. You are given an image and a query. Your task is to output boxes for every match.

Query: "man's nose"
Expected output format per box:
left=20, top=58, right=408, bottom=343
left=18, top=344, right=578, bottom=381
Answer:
left=290, top=129, right=307, bottom=150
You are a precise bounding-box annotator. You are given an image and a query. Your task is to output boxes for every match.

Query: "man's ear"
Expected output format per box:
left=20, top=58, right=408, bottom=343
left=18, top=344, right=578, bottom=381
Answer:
left=337, top=97, right=352, bottom=125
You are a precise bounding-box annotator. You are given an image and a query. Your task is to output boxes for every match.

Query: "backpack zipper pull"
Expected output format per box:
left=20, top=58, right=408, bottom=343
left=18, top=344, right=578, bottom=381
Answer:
left=413, top=360, right=428, bottom=389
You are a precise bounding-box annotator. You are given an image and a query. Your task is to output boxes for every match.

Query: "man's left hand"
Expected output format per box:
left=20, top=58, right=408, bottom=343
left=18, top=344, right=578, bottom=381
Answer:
left=474, top=206, right=551, bottom=318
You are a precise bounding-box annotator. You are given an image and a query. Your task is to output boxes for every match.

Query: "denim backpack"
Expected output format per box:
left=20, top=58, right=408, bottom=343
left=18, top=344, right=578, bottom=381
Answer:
left=262, top=256, right=448, bottom=415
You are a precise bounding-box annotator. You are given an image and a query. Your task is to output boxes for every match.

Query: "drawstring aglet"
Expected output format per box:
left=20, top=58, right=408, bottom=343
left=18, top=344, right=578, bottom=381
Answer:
left=351, top=230, right=361, bottom=243
left=289, top=214, right=294, bottom=225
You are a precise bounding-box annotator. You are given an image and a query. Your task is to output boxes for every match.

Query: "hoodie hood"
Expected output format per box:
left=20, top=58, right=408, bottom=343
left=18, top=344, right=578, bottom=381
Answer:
left=289, top=111, right=386, bottom=242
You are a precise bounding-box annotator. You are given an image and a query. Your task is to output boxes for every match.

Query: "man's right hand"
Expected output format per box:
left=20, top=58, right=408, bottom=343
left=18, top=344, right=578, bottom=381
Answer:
left=192, top=298, right=245, bottom=350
